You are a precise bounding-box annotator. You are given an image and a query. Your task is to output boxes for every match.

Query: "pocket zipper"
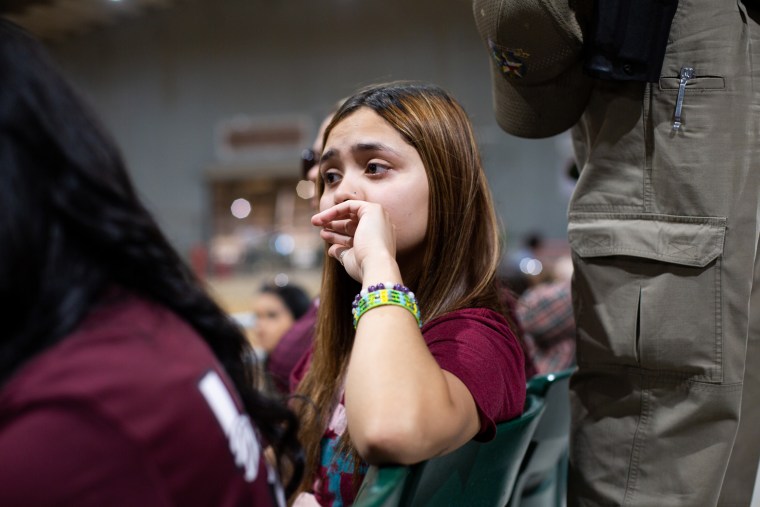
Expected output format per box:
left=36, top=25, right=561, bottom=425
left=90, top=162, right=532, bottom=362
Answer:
left=672, top=66, right=695, bottom=131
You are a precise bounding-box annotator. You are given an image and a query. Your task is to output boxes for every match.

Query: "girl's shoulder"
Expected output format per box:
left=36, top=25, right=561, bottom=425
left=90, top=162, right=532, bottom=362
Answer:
left=421, top=306, right=527, bottom=432
left=422, top=307, right=513, bottom=338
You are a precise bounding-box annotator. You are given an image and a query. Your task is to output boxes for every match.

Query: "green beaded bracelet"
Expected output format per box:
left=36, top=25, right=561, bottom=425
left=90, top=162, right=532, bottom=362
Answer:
left=352, top=284, right=421, bottom=329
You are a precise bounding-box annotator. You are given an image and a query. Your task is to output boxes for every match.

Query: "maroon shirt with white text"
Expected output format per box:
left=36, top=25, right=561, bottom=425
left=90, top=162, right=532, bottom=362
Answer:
left=0, top=292, right=283, bottom=507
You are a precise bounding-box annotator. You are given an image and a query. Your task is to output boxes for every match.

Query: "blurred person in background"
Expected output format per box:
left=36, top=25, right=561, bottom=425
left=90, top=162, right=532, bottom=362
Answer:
left=251, top=283, right=311, bottom=357
left=300, top=109, right=339, bottom=209
left=515, top=256, right=575, bottom=375
left=0, top=19, right=301, bottom=506
left=499, top=232, right=551, bottom=299
left=267, top=103, right=342, bottom=396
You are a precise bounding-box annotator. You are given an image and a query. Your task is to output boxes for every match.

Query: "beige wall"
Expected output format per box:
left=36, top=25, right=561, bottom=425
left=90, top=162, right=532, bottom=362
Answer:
left=47, top=0, right=574, bottom=258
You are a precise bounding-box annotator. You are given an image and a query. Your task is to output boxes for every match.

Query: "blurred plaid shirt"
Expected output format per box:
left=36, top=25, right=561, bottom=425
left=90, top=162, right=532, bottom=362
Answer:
left=516, top=279, right=576, bottom=374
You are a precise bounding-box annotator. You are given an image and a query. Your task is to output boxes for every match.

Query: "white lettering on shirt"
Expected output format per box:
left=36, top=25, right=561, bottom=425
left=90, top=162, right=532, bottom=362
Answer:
left=198, top=370, right=260, bottom=482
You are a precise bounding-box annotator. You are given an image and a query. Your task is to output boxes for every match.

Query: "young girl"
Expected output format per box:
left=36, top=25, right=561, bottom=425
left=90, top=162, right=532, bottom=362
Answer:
left=293, top=82, right=526, bottom=505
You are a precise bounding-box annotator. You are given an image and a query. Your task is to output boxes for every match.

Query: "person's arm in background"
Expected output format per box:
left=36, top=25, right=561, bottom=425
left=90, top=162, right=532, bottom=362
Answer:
left=267, top=301, right=318, bottom=395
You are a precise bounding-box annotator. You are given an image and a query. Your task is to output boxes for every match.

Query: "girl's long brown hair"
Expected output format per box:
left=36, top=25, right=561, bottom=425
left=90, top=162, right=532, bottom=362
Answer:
left=294, top=82, right=503, bottom=494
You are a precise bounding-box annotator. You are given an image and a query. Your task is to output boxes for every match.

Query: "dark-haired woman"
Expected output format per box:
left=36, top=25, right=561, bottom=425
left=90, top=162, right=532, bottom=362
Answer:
left=0, top=20, right=300, bottom=506
left=252, top=284, right=312, bottom=356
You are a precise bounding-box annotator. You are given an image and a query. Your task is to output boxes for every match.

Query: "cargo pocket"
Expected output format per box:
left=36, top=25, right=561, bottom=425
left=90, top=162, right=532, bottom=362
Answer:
left=568, top=213, right=726, bottom=382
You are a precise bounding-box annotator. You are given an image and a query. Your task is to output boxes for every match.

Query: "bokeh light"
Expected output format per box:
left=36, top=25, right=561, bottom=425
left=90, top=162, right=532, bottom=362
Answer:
left=230, top=198, right=251, bottom=219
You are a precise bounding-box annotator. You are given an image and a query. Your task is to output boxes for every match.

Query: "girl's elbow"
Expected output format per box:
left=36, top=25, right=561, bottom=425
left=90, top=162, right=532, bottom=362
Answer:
left=351, top=418, right=426, bottom=465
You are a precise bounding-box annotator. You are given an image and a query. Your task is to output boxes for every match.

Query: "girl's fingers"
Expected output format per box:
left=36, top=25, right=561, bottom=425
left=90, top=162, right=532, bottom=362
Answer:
left=311, top=200, right=365, bottom=226
left=322, top=218, right=356, bottom=237
left=320, top=229, right=353, bottom=247
left=328, top=245, right=361, bottom=283
left=328, top=244, right=350, bottom=264
left=314, top=200, right=396, bottom=280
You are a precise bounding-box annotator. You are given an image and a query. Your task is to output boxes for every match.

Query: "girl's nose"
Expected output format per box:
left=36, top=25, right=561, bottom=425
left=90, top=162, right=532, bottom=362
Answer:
left=333, top=175, right=362, bottom=203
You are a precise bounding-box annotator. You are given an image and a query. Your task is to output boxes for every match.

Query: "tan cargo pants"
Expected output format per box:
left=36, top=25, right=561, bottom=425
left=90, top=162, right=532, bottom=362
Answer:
left=567, top=1, right=760, bottom=505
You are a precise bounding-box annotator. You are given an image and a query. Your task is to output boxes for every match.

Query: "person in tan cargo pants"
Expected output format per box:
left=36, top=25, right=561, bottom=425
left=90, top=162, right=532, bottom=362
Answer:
left=567, top=2, right=760, bottom=505
left=474, top=0, right=760, bottom=504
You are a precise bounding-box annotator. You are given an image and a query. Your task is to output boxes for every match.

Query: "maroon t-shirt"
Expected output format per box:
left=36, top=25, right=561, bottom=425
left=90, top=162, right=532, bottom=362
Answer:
left=0, top=292, right=284, bottom=507
left=293, top=307, right=526, bottom=506
left=422, top=307, right=527, bottom=439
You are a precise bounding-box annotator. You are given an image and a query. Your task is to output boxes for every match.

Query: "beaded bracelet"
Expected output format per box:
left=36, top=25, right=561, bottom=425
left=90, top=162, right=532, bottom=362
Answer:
left=352, top=282, right=421, bottom=329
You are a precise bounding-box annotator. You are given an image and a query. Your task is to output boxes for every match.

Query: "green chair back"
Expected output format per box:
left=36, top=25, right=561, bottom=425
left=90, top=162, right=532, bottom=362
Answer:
left=353, top=466, right=411, bottom=507
left=507, top=367, right=575, bottom=507
left=353, top=393, right=545, bottom=507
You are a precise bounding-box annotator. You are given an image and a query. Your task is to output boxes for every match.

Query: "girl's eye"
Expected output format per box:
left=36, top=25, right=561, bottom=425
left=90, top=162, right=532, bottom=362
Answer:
left=323, top=170, right=341, bottom=185
left=366, top=162, right=389, bottom=175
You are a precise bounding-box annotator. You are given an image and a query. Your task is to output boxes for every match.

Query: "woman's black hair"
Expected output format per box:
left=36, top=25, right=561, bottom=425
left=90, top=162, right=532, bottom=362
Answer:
left=0, top=20, right=302, bottom=492
left=260, top=283, right=312, bottom=321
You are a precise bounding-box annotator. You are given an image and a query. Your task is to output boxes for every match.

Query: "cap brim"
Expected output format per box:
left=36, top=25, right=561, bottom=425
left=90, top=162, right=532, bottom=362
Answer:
left=490, top=59, right=594, bottom=139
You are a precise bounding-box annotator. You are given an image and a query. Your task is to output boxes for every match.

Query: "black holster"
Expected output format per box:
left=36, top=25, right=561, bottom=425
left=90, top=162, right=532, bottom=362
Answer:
left=583, top=0, right=678, bottom=82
